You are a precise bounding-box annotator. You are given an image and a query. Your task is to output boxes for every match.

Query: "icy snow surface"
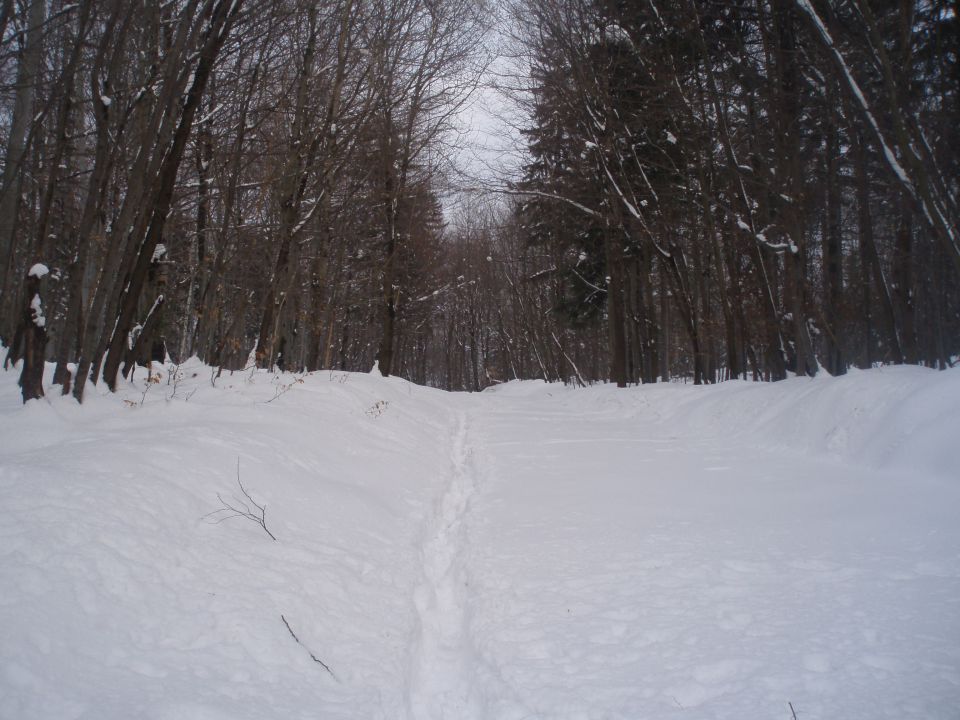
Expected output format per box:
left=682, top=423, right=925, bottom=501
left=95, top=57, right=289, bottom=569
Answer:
left=1, top=362, right=959, bottom=720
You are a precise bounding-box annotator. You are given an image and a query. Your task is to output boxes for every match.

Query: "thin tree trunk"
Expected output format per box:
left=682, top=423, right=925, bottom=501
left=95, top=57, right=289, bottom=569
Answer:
left=605, top=227, right=627, bottom=387
left=893, top=198, right=919, bottom=363
left=822, top=80, right=844, bottom=375
left=853, top=128, right=903, bottom=364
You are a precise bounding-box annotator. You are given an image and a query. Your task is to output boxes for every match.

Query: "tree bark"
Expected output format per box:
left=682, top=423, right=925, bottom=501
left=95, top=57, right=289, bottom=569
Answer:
left=853, top=128, right=903, bottom=365
left=822, top=80, right=844, bottom=375
left=0, top=0, right=47, bottom=322
left=17, top=270, right=48, bottom=402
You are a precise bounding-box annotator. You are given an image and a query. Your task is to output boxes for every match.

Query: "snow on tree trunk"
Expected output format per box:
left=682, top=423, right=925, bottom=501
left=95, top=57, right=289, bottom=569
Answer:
left=18, top=268, right=48, bottom=402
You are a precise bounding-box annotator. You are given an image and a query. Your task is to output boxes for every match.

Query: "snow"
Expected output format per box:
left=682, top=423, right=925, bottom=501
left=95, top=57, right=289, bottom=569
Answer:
left=27, top=263, right=48, bottom=278
left=127, top=323, right=142, bottom=350
left=601, top=23, right=633, bottom=48
left=28, top=294, right=45, bottom=327
left=1, top=361, right=959, bottom=719
left=152, top=244, right=167, bottom=262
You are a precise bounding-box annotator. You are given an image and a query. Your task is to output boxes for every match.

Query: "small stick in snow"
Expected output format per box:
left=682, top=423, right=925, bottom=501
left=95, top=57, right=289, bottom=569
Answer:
left=789, top=701, right=799, bottom=720
left=281, top=614, right=337, bottom=680
left=202, top=459, right=277, bottom=541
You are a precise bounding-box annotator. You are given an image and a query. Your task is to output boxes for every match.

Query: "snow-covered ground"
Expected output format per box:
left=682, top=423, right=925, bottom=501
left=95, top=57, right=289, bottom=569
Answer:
left=1, top=361, right=958, bottom=719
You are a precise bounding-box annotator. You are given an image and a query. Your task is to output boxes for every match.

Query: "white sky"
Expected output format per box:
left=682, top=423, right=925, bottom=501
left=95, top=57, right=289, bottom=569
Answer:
left=442, top=12, right=530, bottom=222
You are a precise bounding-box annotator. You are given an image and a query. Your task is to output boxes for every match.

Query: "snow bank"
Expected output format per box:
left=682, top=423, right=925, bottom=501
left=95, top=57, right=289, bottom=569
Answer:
left=0, top=361, right=458, bottom=720
left=648, top=366, right=960, bottom=479
left=489, top=365, right=960, bottom=479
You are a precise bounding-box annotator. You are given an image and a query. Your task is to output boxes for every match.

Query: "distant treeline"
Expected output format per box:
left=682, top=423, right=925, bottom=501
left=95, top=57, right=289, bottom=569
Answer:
left=0, top=0, right=956, bottom=402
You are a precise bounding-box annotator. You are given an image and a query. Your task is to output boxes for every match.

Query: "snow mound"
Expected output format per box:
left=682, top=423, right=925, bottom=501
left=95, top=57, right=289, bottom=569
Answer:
left=1, top=361, right=958, bottom=719
left=652, top=366, right=960, bottom=479
left=0, top=361, right=455, bottom=720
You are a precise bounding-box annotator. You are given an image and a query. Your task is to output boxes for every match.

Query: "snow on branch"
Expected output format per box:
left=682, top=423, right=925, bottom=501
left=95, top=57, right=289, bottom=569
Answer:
left=571, top=267, right=607, bottom=295
left=411, top=277, right=477, bottom=304
left=527, top=266, right=558, bottom=283
left=735, top=217, right=793, bottom=253
left=795, top=0, right=960, bottom=265
left=498, top=187, right=600, bottom=219
left=794, top=0, right=914, bottom=193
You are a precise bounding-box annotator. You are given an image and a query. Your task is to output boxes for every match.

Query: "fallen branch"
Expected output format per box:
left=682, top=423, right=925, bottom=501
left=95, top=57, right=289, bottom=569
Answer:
left=203, top=459, right=277, bottom=541
left=281, top=614, right=337, bottom=680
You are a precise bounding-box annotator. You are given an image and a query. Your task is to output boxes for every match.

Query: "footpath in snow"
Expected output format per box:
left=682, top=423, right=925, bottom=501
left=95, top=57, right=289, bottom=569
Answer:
left=1, top=362, right=959, bottom=719
left=406, top=410, right=482, bottom=719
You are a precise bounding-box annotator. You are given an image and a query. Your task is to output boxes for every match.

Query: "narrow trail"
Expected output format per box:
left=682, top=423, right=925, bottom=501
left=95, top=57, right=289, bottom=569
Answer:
left=405, top=408, right=482, bottom=720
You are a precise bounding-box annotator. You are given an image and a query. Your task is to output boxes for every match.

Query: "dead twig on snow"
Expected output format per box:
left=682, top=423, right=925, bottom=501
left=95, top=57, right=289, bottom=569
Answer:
left=281, top=614, right=337, bottom=680
left=203, top=458, right=277, bottom=541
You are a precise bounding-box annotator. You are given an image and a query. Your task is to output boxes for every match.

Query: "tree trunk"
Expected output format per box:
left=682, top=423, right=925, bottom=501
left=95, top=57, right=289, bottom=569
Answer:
left=0, top=0, right=47, bottom=324
left=775, top=0, right=817, bottom=377
left=853, top=127, right=903, bottom=364
left=605, top=228, right=627, bottom=387
left=101, top=0, right=244, bottom=391
left=893, top=198, right=919, bottom=363
left=17, top=269, right=48, bottom=402
left=822, top=80, right=844, bottom=374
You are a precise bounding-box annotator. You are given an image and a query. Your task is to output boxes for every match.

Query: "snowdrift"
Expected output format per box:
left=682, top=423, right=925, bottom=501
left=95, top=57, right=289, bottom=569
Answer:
left=1, top=362, right=958, bottom=719
left=650, top=366, right=960, bottom=478
left=1, top=362, right=458, bottom=719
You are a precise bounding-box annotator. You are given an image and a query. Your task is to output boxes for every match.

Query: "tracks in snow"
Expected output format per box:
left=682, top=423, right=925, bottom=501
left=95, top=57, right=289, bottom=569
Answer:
left=406, top=409, right=482, bottom=720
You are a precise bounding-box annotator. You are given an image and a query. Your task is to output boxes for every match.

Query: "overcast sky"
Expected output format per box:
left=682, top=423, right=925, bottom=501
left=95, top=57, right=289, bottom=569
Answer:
left=443, top=14, right=530, bottom=222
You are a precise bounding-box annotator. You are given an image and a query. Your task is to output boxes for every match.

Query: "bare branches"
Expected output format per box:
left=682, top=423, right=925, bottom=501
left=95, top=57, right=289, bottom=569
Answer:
left=203, top=459, right=277, bottom=542
left=795, top=0, right=960, bottom=274
left=3, top=0, right=957, bottom=397
left=264, top=373, right=307, bottom=404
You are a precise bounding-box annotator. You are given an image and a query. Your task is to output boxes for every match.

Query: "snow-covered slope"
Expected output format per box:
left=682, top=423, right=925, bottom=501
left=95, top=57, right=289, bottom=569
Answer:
left=1, top=362, right=958, bottom=719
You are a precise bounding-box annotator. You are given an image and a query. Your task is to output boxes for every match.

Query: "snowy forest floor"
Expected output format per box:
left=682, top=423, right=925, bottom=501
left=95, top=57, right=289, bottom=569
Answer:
left=1, top=361, right=959, bottom=720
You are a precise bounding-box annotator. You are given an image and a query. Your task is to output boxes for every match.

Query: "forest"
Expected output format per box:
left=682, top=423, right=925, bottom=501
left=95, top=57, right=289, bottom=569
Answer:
left=0, top=0, right=957, bottom=402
